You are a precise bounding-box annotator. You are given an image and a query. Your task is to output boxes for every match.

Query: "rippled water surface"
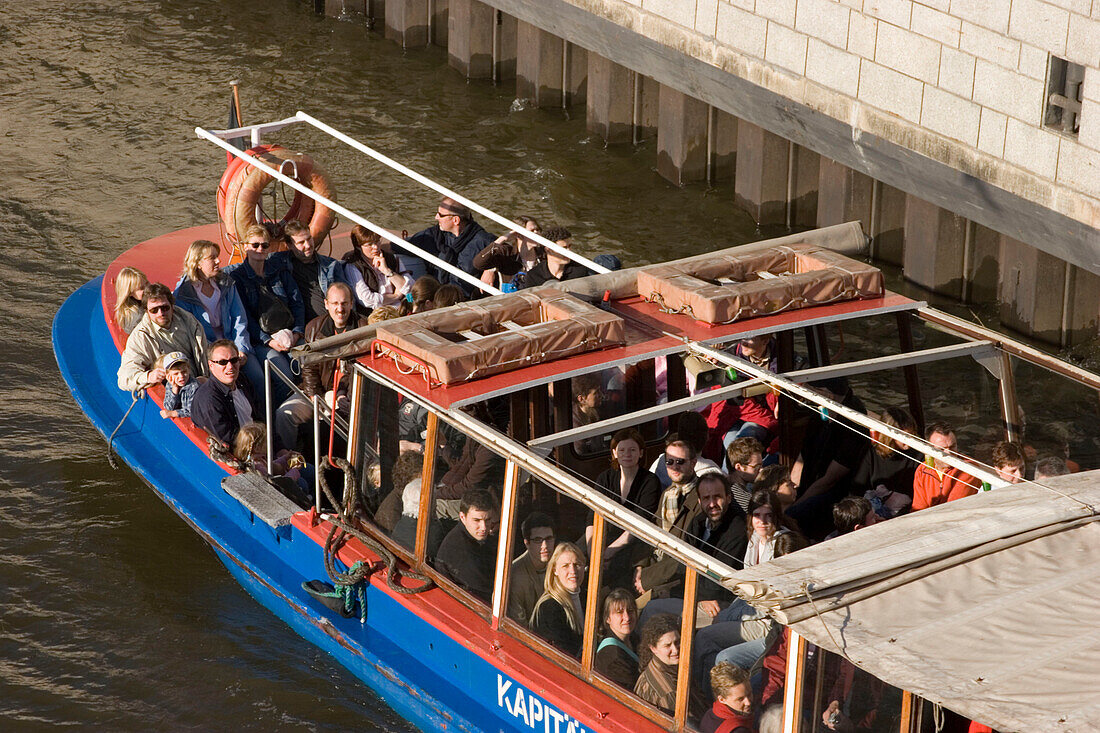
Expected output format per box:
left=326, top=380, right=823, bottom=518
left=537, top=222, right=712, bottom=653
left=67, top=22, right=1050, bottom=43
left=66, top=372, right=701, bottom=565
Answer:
left=4, top=0, right=1099, bottom=729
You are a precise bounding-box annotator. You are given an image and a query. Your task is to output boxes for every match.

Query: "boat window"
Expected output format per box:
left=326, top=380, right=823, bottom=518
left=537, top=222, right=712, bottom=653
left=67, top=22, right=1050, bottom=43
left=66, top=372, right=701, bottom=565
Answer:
left=1006, top=354, right=1100, bottom=472
left=354, top=379, right=402, bottom=519
left=569, top=359, right=665, bottom=458
left=789, top=644, right=907, bottom=733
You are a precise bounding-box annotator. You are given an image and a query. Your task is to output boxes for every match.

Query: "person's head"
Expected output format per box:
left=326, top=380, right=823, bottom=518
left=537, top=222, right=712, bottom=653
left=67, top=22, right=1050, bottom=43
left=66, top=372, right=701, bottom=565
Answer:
left=141, top=283, right=175, bottom=328
left=434, top=197, right=470, bottom=235
left=284, top=220, right=315, bottom=261
left=367, top=305, right=401, bottom=324
left=114, top=266, right=148, bottom=312
left=541, top=225, right=573, bottom=264
left=601, top=588, right=638, bottom=642
left=610, top=427, right=645, bottom=471
left=520, top=511, right=556, bottom=570
left=727, top=437, right=765, bottom=482
left=925, top=422, right=957, bottom=471
left=1034, top=456, right=1069, bottom=481
left=350, top=224, right=384, bottom=258
left=517, top=215, right=541, bottom=235
left=392, top=450, right=425, bottom=499
left=673, top=410, right=709, bottom=455
left=809, top=376, right=850, bottom=402
left=738, top=334, right=773, bottom=360
left=458, top=489, right=498, bottom=542
left=872, top=406, right=918, bottom=457
left=992, top=440, right=1026, bottom=484
left=433, top=284, right=464, bottom=309
left=544, top=541, right=586, bottom=596
left=207, top=339, right=241, bottom=387
left=664, top=437, right=697, bottom=485
left=163, top=351, right=191, bottom=388
left=697, top=473, right=733, bottom=525
left=400, top=478, right=423, bottom=518
left=710, top=663, right=752, bottom=715
left=753, top=464, right=796, bottom=510
left=324, top=281, right=355, bottom=329
left=232, top=422, right=266, bottom=463
left=832, top=495, right=877, bottom=535
left=572, top=374, right=601, bottom=414
left=409, top=275, right=440, bottom=313
left=639, top=613, right=681, bottom=668
left=746, top=489, right=784, bottom=540
left=772, top=530, right=809, bottom=558
left=183, top=239, right=221, bottom=282
left=242, top=224, right=272, bottom=263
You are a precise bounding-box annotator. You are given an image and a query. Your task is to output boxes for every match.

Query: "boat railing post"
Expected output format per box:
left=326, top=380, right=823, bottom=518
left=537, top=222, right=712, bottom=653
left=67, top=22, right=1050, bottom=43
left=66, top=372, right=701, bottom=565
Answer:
left=265, top=358, right=274, bottom=476
left=490, top=460, right=520, bottom=629
left=674, top=567, right=699, bottom=728
left=414, top=413, right=440, bottom=565
left=783, top=629, right=808, bottom=733
left=998, top=352, right=1022, bottom=443
left=579, top=512, right=606, bottom=678
left=313, top=394, right=322, bottom=511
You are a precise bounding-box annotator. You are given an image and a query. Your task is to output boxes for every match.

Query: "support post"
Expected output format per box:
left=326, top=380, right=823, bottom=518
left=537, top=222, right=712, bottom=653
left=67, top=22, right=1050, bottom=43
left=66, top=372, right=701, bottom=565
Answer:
left=515, top=21, right=563, bottom=107
left=896, top=312, right=926, bottom=436
left=415, top=412, right=440, bottom=564
left=673, top=568, right=698, bottom=729
left=903, top=195, right=968, bottom=299
left=782, top=630, right=807, bottom=733
left=385, top=0, right=429, bottom=48
left=735, top=120, right=790, bottom=226
left=657, top=84, right=709, bottom=185
left=997, top=234, right=1069, bottom=344
left=586, top=53, right=634, bottom=143
left=816, top=155, right=872, bottom=231
left=448, top=0, right=494, bottom=78
left=580, top=512, right=605, bottom=677
left=490, top=460, right=520, bottom=629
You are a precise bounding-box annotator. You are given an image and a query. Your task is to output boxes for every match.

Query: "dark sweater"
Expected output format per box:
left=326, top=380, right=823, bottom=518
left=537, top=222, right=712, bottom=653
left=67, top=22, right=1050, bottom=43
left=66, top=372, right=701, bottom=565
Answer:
left=434, top=524, right=497, bottom=603
left=594, top=635, right=639, bottom=690
left=530, top=595, right=582, bottom=658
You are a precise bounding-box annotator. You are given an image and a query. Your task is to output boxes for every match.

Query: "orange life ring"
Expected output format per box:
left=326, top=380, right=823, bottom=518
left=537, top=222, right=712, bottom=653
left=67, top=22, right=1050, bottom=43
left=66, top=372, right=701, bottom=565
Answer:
left=218, top=145, right=336, bottom=245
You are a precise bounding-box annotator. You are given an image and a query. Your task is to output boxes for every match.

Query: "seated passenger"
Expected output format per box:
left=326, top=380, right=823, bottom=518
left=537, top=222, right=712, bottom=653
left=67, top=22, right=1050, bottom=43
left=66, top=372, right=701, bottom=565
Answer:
left=1034, top=455, right=1070, bottom=481
left=232, top=421, right=308, bottom=495
left=571, top=374, right=605, bottom=454
left=726, top=436, right=766, bottom=513
left=634, top=437, right=703, bottom=597
left=911, top=422, right=978, bottom=511
left=471, top=217, right=543, bottom=287
left=117, top=283, right=208, bottom=392
left=158, top=351, right=200, bottom=419
left=827, top=496, right=880, bottom=539
left=753, top=464, right=797, bottom=511
left=594, top=588, right=640, bottom=690
left=392, top=479, right=444, bottom=559
left=744, top=489, right=794, bottom=567
left=436, top=404, right=506, bottom=505
left=432, top=283, right=465, bottom=308
left=649, top=411, right=721, bottom=489
left=374, top=450, right=425, bottom=532
left=342, top=225, right=413, bottom=312
left=530, top=542, right=587, bottom=658
left=586, top=428, right=661, bottom=555
left=113, top=266, right=149, bottom=333
left=191, top=339, right=258, bottom=447
left=634, top=613, right=703, bottom=716
left=174, top=239, right=261, bottom=390
left=851, top=406, right=920, bottom=504
left=991, top=440, right=1025, bottom=484
left=270, top=220, right=349, bottom=324
left=434, top=489, right=499, bottom=603
left=700, top=663, right=754, bottom=733
left=508, top=512, right=556, bottom=625
left=521, top=226, right=589, bottom=288
left=399, top=275, right=440, bottom=316
left=405, top=198, right=496, bottom=297
left=721, top=334, right=780, bottom=446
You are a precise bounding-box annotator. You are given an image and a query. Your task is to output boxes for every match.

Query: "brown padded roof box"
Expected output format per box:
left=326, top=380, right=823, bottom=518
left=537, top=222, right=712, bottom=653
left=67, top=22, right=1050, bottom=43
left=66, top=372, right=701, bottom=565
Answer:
left=636, top=243, right=884, bottom=324
left=372, top=287, right=626, bottom=386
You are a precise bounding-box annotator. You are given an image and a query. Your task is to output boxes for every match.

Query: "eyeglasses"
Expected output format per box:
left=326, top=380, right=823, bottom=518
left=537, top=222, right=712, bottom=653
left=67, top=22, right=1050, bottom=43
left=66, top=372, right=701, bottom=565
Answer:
left=527, top=536, right=555, bottom=545
left=665, top=457, right=688, bottom=466
left=246, top=240, right=270, bottom=249
left=434, top=211, right=457, bottom=219
left=146, top=304, right=171, bottom=314
left=210, top=356, right=242, bottom=366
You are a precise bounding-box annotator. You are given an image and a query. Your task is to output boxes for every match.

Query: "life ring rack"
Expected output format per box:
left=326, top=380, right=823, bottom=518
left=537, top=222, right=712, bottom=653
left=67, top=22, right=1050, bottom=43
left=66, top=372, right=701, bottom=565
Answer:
left=217, top=144, right=337, bottom=250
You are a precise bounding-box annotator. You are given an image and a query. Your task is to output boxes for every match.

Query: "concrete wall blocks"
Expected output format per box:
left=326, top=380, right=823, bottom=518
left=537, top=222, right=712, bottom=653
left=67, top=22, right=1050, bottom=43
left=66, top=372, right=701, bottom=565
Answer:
left=1056, top=144, right=1100, bottom=202
left=794, top=0, right=850, bottom=49
left=910, top=3, right=961, bottom=47
left=859, top=61, right=925, bottom=124
left=757, top=0, right=796, bottom=27
left=875, top=21, right=941, bottom=84
left=806, top=38, right=860, bottom=97
left=1003, top=117, right=1061, bottom=180
left=765, top=21, right=808, bottom=76
left=972, top=59, right=1045, bottom=122
left=863, top=0, right=913, bottom=29
left=696, top=0, right=719, bottom=37
left=959, top=20, right=1021, bottom=71
left=977, top=107, right=1009, bottom=157
left=642, top=0, right=695, bottom=29
left=715, top=3, right=767, bottom=58
left=1008, top=0, right=1069, bottom=56
left=921, top=86, right=981, bottom=146
left=1066, top=14, right=1100, bottom=68
left=951, top=0, right=1012, bottom=35
left=939, top=47, right=976, bottom=99
left=847, top=12, right=879, bottom=59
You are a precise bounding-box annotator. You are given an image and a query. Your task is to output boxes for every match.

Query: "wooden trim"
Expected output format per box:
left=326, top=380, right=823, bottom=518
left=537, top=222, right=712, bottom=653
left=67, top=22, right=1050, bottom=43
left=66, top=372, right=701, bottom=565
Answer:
left=998, top=351, right=1022, bottom=443
left=899, top=690, right=915, bottom=733
left=674, top=567, right=698, bottom=728
left=415, top=412, right=440, bottom=563
left=896, top=312, right=926, bottom=436
left=580, top=512, right=606, bottom=677
left=782, top=629, right=808, bottom=733
left=491, top=461, right=521, bottom=628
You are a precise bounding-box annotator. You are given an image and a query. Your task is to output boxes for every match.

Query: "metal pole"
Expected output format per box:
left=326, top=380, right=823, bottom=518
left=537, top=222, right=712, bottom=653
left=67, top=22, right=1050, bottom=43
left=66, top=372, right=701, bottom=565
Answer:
left=264, top=359, right=273, bottom=476
left=292, top=112, right=610, bottom=274
left=196, top=126, right=500, bottom=296
left=313, top=395, right=322, bottom=511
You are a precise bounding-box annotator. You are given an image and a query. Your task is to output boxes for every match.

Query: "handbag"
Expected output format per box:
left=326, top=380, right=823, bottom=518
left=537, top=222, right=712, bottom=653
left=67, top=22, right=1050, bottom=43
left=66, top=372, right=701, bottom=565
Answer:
left=256, top=282, right=294, bottom=334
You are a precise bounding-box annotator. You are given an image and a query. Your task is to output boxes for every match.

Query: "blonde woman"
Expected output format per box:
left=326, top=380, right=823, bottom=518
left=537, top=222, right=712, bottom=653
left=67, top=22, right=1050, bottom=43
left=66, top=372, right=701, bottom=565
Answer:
left=113, top=266, right=149, bottom=333
left=530, top=542, right=587, bottom=658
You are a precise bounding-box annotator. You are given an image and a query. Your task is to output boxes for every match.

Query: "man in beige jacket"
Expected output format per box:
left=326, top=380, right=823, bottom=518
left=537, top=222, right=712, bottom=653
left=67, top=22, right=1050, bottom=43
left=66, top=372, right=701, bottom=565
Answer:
left=117, top=283, right=208, bottom=392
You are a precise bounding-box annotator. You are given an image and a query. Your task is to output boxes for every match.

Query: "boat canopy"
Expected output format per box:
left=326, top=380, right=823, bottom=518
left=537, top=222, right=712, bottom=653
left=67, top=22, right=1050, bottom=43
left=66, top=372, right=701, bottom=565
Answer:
left=730, top=469, right=1100, bottom=732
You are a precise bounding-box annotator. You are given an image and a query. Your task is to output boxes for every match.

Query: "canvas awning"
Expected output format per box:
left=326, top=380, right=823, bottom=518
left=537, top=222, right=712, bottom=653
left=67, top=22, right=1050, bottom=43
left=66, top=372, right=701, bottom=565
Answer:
left=726, top=471, right=1100, bottom=732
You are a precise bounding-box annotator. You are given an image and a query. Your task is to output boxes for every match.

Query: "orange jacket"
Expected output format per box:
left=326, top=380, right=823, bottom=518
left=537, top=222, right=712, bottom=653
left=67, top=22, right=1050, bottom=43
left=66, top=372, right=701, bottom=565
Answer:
left=911, top=462, right=978, bottom=511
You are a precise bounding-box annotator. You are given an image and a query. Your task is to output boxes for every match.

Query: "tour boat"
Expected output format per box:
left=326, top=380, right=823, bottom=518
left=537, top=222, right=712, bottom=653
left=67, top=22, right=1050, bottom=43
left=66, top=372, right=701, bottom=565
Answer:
left=54, top=114, right=1100, bottom=732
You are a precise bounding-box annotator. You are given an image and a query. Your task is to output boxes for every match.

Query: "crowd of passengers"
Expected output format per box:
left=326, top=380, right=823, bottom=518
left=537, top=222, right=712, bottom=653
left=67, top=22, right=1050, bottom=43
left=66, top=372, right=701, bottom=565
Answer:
left=114, top=202, right=1074, bottom=733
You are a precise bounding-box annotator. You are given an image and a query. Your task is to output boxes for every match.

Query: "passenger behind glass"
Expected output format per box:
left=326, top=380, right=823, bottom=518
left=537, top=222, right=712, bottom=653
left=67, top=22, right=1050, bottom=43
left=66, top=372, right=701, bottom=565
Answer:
left=508, top=512, right=556, bottom=625
left=699, top=663, right=754, bottom=733
left=373, top=450, right=425, bottom=532
left=649, top=411, right=721, bottom=489
left=594, top=588, right=639, bottom=690
left=113, top=266, right=149, bottom=333
left=571, top=374, right=604, bottom=454
left=391, top=478, right=444, bottom=559
left=530, top=542, right=586, bottom=658
left=634, top=613, right=703, bottom=717
left=753, top=464, right=798, bottom=512
left=434, top=489, right=499, bottom=603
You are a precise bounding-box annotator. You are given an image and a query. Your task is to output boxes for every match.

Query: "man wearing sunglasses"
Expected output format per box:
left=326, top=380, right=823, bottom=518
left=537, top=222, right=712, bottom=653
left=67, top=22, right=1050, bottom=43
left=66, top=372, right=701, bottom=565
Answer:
left=191, top=339, right=258, bottom=447
left=405, top=197, right=497, bottom=298
left=118, top=283, right=208, bottom=392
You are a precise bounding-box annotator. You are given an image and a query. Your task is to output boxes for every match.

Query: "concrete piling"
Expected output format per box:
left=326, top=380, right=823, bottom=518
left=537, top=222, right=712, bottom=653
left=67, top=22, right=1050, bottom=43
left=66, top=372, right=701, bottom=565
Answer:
left=656, top=85, right=709, bottom=185
left=734, top=121, right=790, bottom=226
left=431, top=0, right=448, bottom=47
left=515, top=21, right=564, bottom=107
left=385, top=0, right=429, bottom=47
left=586, top=53, right=634, bottom=144
left=448, top=0, right=494, bottom=79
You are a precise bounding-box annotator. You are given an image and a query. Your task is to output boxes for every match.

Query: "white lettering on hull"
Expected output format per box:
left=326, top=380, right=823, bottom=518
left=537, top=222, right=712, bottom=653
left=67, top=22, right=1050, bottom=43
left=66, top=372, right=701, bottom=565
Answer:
left=496, top=675, right=589, bottom=733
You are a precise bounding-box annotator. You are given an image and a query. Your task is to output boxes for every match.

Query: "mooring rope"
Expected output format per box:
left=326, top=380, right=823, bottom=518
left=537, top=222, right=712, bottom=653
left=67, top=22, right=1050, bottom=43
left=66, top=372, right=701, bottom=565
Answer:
left=106, top=390, right=144, bottom=470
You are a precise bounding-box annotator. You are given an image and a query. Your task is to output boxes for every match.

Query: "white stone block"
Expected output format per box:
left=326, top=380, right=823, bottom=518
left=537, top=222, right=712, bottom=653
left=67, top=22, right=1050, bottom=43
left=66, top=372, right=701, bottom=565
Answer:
left=1078, top=97, right=1100, bottom=150
left=1017, top=44, right=1049, bottom=82
left=911, top=4, right=960, bottom=46
left=717, top=3, right=768, bottom=57
left=729, top=0, right=755, bottom=10
left=837, top=0, right=862, bottom=8
left=978, top=107, right=1008, bottom=156
left=921, top=86, right=982, bottom=144
left=806, top=37, right=862, bottom=96
left=1008, top=0, right=1069, bottom=56
left=939, top=47, right=976, bottom=99
left=765, top=21, right=809, bottom=74
left=795, top=0, right=851, bottom=49
left=876, top=21, right=941, bottom=83
left=951, top=0, right=1012, bottom=34
left=645, top=0, right=697, bottom=28
left=848, top=12, right=879, bottom=58
left=1004, top=117, right=1061, bottom=179
left=864, top=0, right=913, bottom=27
left=1042, top=0, right=1090, bottom=14
left=1058, top=143, right=1100, bottom=199
left=758, top=0, right=796, bottom=26
left=973, top=59, right=1046, bottom=122
left=859, top=60, right=925, bottom=122
left=1067, top=14, right=1100, bottom=68
left=918, top=0, right=951, bottom=11
left=696, top=0, right=719, bottom=36
left=960, top=21, right=1020, bottom=70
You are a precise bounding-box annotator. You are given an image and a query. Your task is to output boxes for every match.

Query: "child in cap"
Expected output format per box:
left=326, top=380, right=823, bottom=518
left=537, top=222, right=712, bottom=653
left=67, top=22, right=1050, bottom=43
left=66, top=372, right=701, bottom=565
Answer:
left=159, top=351, right=199, bottom=419
left=700, top=663, right=756, bottom=733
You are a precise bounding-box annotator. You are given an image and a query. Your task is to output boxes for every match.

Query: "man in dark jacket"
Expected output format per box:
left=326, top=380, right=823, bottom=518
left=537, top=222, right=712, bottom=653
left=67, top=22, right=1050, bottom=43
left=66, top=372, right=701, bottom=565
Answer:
left=275, top=282, right=360, bottom=450
left=433, top=489, right=499, bottom=603
left=407, top=197, right=496, bottom=297
left=269, top=220, right=349, bottom=323
left=521, top=225, right=589, bottom=288
left=191, top=339, right=258, bottom=446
